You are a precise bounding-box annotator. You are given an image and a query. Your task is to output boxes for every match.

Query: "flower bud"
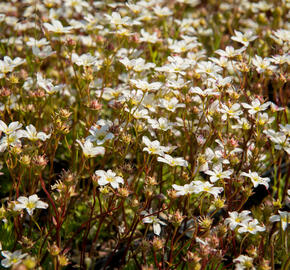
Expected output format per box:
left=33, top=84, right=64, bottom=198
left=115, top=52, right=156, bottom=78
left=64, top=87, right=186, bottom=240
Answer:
left=167, top=189, right=178, bottom=199
left=89, top=100, right=102, bottom=110
left=273, top=199, right=282, bottom=209
left=85, top=257, right=92, bottom=269
left=10, top=145, right=22, bottom=155
left=198, top=216, right=213, bottom=230
left=145, top=176, right=158, bottom=186
left=247, top=245, right=258, bottom=258
left=9, top=74, right=19, bottom=84
left=169, top=210, right=184, bottom=226
left=131, top=199, right=139, bottom=208
left=58, top=254, right=69, bottom=266
left=20, top=155, right=31, bottom=166
left=187, top=251, right=201, bottom=270
left=33, top=155, right=48, bottom=168
left=48, top=243, right=61, bottom=256
left=59, top=109, right=72, bottom=119
left=152, top=237, right=164, bottom=250
left=118, top=187, right=129, bottom=198
left=273, top=7, right=283, bottom=17
left=257, top=13, right=267, bottom=24
left=258, top=259, right=271, bottom=270
left=100, top=186, right=110, bottom=194
left=0, top=205, right=7, bottom=221
left=23, top=256, right=37, bottom=269
left=213, top=198, right=225, bottom=209
left=0, top=87, right=11, bottom=97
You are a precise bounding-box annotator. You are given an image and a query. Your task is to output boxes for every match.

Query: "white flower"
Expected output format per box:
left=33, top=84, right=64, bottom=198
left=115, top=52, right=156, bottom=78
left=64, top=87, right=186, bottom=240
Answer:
left=271, top=29, right=290, bottom=44
left=242, top=98, right=271, bottom=115
left=130, top=79, right=162, bottom=93
left=0, top=121, right=22, bottom=135
left=231, top=30, right=257, bottom=47
left=77, top=139, right=105, bottom=158
left=95, top=170, right=124, bottom=189
left=26, top=37, right=49, bottom=47
left=269, top=211, right=289, bottom=231
left=120, top=57, right=155, bottom=72
left=209, top=75, right=232, bottom=88
left=126, top=1, right=142, bottom=14
left=36, top=73, right=63, bottom=94
left=240, top=170, right=270, bottom=189
left=166, top=78, right=189, bottom=90
left=205, top=165, right=233, bottom=183
left=0, top=131, right=23, bottom=152
left=142, top=136, right=167, bottom=156
left=176, top=0, right=200, bottom=6
left=139, top=29, right=160, bottom=43
left=272, top=135, right=289, bottom=154
left=224, top=211, right=253, bottom=230
left=32, top=45, right=55, bottom=59
left=219, top=103, right=242, bottom=121
left=0, top=56, right=25, bottom=77
left=189, top=87, right=219, bottom=97
left=157, top=154, right=188, bottom=167
left=252, top=55, right=276, bottom=73
left=279, top=124, right=290, bottom=137
left=256, top=112, right=274, bottom=126
left=14, top=194, right=48, bottom=216
left=263, top=129, right=290, bottom=154
left=147, top=117, right=173, bottom=131
left=270, top=54, right=290, bottom=65
left=215, top=46, right=246, bottom=58
left=86, top=121, right=114, bottom=145
left=169, top=40, right=197, bottom=53
left=65, top=0, right=89, bottom=13
left=131, top=108, right=149, bottom=120
left=153, top=6, right=173, bottom=17
left=232, top=118, right=251, bottom=130
left=172, top=183, right=196, bottom=196
left=43, top=19, right=73, bottom=34
left=238, top=219, right=265, bottom=234
left=156, top=56, right=190, bottom=75
left=159, top=97, right=185, bottom=112
left=233, top=255, right=254, bottom=270
left=105, top=12, right=130, bottom=27
left=196, top=61, right=223, bottom=76
left=141, top=210, right=166, bottom=236
left=1, top=250, right=27, bottom=268
left=203, top=147, right=230, bottom=168
left=21, top=124, right=51, bottom=141
left=71, top=53, right=99, bottom=67
left=194, top=181, right=224, bottom=198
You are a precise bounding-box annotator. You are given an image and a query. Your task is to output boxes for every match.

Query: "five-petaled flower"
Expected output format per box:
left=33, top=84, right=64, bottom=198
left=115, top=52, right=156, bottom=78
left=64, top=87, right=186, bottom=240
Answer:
left=1, top=250, right=27, bottom=268
left=95, top=169, right=124, bottom=189
left=141, top=209, right=166, bottom=236
left=14, top=195, right=48, bottom=216
left=240, top=170, right=270, bottom=189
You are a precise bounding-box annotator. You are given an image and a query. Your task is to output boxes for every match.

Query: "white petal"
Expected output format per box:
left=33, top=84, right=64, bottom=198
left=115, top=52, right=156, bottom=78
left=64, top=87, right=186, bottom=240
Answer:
left=153, top=223, right=161, bottom=235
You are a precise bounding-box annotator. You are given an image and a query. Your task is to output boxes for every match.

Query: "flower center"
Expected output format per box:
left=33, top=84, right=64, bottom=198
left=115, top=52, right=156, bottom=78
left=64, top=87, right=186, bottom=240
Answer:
left=26, top=201, right=36, bottom=210
left=106, top=177, right=114, bottom=183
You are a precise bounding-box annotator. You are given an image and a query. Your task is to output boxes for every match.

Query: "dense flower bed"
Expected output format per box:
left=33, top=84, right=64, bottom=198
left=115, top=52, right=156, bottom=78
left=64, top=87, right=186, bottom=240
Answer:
left=0, top=0, right=289, bottom=269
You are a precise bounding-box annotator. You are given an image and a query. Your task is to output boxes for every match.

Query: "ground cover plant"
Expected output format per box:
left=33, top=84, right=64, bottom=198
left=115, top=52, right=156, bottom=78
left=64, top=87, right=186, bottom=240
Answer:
left=0, top=0, right=289, bottom=269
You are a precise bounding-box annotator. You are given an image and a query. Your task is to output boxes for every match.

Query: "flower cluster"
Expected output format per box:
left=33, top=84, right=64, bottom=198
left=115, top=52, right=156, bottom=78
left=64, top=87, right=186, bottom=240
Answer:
left=0, top=0, right=288, bottom=269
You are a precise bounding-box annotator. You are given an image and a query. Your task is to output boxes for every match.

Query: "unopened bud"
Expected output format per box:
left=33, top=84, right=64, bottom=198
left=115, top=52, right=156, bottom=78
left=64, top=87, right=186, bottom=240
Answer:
left=48, top=243, right=61, bottom=256
left=152, top=237, right=164, bottom=250
left=58, top=254, right=69, bottom=266
left=118, top=187, right=129, bottom=197
left=23, top=256, right=37, bottom=269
